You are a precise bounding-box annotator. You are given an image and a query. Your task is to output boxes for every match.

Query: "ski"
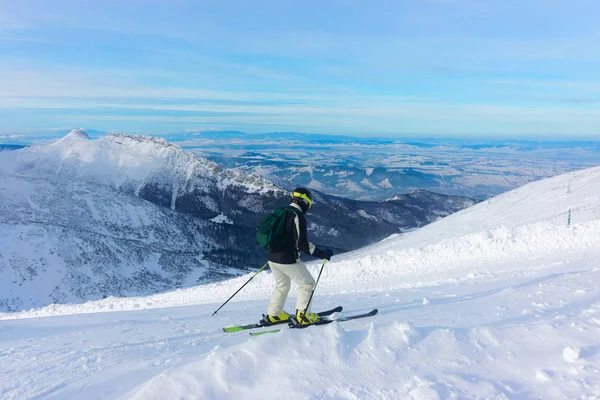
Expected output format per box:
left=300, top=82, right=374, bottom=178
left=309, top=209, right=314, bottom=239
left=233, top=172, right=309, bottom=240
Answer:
left=249, top=308, right=378, bottom=336
left=248, top=328, right=286, bottom=336
left=294, top=308, right=378, bottom=329
left=223, top=306, right=343, bottom=333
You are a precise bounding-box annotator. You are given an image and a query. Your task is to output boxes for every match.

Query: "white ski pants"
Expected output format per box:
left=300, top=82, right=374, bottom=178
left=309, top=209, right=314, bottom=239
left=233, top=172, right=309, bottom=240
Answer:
left=267, top=261, right=315, bottom=316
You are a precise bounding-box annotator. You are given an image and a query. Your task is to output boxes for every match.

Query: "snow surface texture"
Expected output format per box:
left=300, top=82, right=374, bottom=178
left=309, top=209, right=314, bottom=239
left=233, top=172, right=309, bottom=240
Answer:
left=1, top=166, right=600, bottom=399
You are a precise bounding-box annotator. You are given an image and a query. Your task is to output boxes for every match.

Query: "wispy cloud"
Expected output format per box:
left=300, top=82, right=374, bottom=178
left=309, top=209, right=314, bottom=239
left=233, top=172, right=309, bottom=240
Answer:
left=0, top=134, right=25, bottom=139
left=1, top=0, right=599, bottom=137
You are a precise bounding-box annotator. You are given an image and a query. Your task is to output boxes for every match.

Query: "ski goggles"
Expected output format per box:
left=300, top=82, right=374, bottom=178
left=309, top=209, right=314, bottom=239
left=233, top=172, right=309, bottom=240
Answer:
left=291, top=191, right=313, bottom=209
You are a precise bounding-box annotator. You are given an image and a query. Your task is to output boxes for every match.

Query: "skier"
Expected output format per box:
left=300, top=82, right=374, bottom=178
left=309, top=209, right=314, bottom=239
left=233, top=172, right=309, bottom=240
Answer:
left=263, top=188, right=333, bottom=326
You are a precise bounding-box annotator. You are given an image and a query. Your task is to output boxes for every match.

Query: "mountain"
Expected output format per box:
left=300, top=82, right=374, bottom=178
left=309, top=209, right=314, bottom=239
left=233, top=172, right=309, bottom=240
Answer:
left=0, top=144, right=26, bottom=151
left=0, top=130, right=474, bottom=311
left=0, top=130, right=282, bottom=311
left=308, top=189, right=477, bottom=240
left=1, top=166, right=598, bottom=399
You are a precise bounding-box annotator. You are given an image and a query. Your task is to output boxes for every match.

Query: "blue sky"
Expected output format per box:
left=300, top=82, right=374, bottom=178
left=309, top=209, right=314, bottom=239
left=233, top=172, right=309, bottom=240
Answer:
left=1, top=0, right=599, bottom=139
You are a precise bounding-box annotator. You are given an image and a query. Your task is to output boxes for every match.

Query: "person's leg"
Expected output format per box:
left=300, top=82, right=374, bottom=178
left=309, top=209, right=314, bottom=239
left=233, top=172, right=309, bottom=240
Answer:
left=267, top=262, right=292, bottom=316
left=284, top=261, right=316, bottom=312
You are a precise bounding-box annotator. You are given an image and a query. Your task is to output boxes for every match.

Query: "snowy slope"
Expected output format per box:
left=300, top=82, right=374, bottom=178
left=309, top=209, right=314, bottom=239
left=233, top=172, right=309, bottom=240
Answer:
left=0, top=172, right=225, bottom=311
left=1, top=166, right=600, bottom=399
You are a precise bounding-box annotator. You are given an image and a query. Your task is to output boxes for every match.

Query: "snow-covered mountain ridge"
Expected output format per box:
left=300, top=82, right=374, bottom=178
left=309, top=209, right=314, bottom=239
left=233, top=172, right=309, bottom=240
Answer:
left=0, top=130, right=475, bottom=312
left=17, top=129, right=282, bottom=203
left=1, top=166, right=599, bottom=399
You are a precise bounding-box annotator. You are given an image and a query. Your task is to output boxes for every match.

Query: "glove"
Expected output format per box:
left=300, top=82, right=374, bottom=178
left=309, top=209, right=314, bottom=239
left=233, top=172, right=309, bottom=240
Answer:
left=322, top=249, right=333, bottom=261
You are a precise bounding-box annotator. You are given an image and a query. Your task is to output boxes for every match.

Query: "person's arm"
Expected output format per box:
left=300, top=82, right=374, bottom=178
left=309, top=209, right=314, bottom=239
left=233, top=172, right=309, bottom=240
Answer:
left=293, top=213, right=332, bottom=260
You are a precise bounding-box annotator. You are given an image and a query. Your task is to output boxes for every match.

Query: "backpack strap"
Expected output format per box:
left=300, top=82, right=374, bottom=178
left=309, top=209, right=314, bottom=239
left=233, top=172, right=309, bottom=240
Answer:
left=286, top=205, right=303, bottom=216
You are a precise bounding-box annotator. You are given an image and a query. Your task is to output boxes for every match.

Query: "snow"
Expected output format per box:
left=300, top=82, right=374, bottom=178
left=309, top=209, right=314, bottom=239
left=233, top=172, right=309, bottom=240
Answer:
left=360, top=177, right=378, bottom=189
left=306, top=178, right=324, bottom=189
left=210, top=213, right=233, bottom=224
left=0, top=167, right=219, bottom=311
left=563, top=346, right=581, bottom=362
left=378, top=177, right=393, bottom=188
left=336, top=179, right=365, bottom=192
left=0, top=130, right=281, bottom=196
left=2, top=166, right=600, bottom=399
left=357, top=209, right=379, bottom=221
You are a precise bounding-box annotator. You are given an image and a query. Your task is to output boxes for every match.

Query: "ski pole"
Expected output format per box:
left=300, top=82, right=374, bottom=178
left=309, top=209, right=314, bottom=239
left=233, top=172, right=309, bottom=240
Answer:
left=303, top=259, right=327, bottom=314
left=212, top=261, right=269, bottom=316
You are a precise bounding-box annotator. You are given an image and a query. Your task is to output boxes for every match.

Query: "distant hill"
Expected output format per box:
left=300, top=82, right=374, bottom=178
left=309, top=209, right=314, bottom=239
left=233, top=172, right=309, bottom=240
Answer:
left=0, top=144, right=27, bottom=151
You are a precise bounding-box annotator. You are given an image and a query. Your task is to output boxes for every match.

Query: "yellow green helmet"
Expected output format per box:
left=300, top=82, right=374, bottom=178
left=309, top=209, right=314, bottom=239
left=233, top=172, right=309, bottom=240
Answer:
left=290, top=187, right=313, bottom=210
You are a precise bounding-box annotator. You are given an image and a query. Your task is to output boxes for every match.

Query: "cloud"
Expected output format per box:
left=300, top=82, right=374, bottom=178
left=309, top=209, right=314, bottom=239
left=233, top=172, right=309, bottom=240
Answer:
left=539, top=97, right=600, bottom=104
left=2, top=1, right=600, bottom=137
left=51, top=127, right=82, bottom=131
left=490, top=78, right=600, bottom=92
left=22, top=101, right=596, bottom=136
left=0, top=134, right=25, bottom=139
left=184, top=128, right=224, bottom=133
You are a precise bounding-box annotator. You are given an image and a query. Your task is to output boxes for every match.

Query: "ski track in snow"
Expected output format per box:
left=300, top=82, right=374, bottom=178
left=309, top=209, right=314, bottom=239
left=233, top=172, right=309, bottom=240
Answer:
left=1, top=166, right=600, bottom=399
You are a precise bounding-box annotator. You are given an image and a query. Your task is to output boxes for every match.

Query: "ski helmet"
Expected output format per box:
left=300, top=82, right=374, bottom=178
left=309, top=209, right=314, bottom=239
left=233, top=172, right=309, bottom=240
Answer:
left=290, top=187, right=313, bottom=211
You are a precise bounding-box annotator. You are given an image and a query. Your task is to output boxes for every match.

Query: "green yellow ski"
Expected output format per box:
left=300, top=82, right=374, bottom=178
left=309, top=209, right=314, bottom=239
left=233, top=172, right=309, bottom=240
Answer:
left=223, top=306, right=343, bottom=333
left=249, top=308, right=378, bottom=336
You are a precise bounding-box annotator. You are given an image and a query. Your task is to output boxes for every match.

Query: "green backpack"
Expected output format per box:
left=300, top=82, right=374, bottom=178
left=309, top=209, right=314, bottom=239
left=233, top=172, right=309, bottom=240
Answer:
left=256, top=207, right=301, bottom=251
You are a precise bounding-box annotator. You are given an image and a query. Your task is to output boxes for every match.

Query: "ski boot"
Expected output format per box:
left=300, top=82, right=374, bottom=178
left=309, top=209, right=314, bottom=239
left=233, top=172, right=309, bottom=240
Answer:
left=296, top=309, right=321, bottom=325
left=262, top=311, right=291, bottom=326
